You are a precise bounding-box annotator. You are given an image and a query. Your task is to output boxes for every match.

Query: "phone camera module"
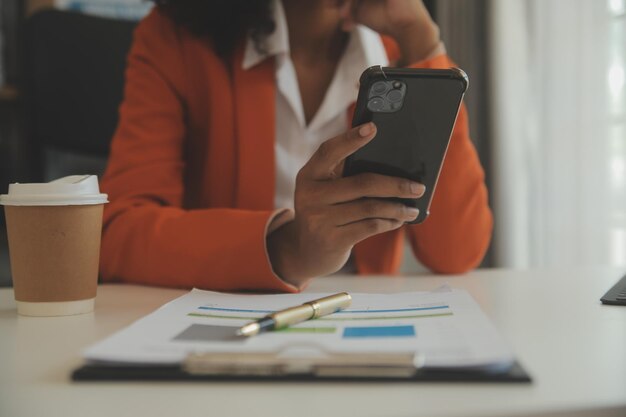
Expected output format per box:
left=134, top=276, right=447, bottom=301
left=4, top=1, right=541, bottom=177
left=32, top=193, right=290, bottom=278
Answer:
left=367, top=97, right=386, bottom=112
left=366, top=80, right=405, bottom=112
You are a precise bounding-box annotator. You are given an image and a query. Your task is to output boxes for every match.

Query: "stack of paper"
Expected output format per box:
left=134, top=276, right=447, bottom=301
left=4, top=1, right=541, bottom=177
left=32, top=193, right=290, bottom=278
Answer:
left=84, top=287, right=514, bottom=371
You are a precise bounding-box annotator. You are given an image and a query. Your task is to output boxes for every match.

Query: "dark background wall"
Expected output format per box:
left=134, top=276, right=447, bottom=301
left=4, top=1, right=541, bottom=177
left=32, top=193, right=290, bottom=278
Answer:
left=0, top=0, right=24, bottom=286
left=431, top=0, right=493, bottom=266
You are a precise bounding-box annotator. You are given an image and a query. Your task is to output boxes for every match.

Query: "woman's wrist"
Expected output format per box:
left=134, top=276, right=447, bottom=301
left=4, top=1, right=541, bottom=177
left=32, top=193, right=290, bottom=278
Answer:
left=394, top=22, right=441, bottom=66
left=267, top=221, right=305, bottom=287
left=393, top=19, right=441, bottom=66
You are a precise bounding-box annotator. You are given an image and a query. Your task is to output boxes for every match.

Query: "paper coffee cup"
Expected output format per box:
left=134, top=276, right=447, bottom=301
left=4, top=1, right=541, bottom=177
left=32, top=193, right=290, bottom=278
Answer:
left=0, top=175, right=108, bottom=316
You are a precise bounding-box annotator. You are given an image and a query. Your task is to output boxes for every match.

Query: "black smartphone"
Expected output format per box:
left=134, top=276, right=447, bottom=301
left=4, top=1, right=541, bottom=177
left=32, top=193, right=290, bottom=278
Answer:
left=343, top=65, right=468, bottom=224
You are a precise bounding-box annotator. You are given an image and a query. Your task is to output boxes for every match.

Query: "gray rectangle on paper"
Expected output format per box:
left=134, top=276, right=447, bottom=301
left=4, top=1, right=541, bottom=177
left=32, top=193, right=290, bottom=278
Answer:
left=173, top=324, right=244, bottom=343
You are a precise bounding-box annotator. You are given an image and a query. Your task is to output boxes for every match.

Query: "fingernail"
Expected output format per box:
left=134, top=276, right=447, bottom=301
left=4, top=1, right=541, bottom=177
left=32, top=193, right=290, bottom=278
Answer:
left=407, top=207, right=420, bottom=219
left=410, top=182, right=426, bottom=196
left=358, top=123, right=374, bottom=137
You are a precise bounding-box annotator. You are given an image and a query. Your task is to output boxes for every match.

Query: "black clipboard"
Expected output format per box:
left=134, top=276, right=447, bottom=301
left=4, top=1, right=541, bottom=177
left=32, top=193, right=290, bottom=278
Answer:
left=72, top=352, right=531, bottom=383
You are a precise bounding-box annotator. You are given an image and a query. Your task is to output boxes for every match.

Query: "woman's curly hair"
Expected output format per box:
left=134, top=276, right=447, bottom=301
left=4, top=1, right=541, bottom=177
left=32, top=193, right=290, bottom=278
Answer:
left=151, top=0, right=275, bottom=58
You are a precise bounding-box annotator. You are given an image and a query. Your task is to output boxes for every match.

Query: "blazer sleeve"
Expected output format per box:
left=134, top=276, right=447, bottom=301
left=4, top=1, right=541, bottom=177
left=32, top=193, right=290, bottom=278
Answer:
left=99, top=10, right=298, bottom=292
left=405, top=54, right=493, bottom=273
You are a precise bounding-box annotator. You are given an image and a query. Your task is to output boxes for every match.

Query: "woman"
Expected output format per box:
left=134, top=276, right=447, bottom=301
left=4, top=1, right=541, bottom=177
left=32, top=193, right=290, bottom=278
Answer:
left=100, top=0, right=492, bottom=291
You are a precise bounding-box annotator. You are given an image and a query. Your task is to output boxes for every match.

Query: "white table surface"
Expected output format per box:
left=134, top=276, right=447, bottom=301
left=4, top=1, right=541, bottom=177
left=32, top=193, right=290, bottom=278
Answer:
left=0, top=267, right=625, bottom=417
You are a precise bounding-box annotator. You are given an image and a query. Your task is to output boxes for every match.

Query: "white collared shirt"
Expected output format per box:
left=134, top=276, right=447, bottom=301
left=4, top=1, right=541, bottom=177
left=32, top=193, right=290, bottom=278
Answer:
left=242, top=0, right=389, bottom=210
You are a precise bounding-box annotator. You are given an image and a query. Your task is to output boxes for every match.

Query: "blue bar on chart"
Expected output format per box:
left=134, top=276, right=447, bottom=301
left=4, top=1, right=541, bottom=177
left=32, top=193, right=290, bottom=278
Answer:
left=343, top=325, right=416, bottom=338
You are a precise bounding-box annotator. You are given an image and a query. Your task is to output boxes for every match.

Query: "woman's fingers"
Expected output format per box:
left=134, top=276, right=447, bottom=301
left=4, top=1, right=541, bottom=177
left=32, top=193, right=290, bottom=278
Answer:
left=302, top=123, right=377, bottom=180
left=336, top=217, right=405, bottom=247
left=309, top=173, right=425, bottom=205
left=330, top=198, right=419, bottom=226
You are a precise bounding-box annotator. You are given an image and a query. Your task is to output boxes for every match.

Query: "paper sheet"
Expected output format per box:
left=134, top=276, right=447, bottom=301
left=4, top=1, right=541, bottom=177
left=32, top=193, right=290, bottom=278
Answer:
left=84, top=288, right=514, bottom=368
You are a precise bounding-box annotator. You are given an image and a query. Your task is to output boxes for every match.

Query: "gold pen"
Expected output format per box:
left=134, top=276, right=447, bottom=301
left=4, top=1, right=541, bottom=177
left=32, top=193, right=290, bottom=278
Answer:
left=236, top=292, right=352, bottom=337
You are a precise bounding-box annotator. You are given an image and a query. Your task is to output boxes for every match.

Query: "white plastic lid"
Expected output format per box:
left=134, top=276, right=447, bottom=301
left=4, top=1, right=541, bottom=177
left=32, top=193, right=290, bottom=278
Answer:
left=0, top=175, right=108, bottom=206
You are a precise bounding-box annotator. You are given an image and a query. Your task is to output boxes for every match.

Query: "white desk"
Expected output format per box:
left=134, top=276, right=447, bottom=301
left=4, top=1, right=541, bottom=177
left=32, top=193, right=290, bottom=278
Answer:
left=0, top=267, right=625, bottom=417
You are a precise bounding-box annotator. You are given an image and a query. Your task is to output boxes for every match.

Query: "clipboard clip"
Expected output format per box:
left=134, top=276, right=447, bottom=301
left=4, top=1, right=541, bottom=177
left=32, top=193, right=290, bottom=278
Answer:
left=183, top=350, right=425, bottom=379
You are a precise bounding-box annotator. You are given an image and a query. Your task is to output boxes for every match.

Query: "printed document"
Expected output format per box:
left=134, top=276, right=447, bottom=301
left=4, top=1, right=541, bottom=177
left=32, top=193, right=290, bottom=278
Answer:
left=84, top=288, right=514, bottom=369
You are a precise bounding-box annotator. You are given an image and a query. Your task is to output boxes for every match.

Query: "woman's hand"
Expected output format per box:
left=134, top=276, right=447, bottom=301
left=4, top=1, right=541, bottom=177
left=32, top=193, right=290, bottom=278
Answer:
left=337, top=0, right=441, bottom=65
left=267, top=123, right=425, bottom=286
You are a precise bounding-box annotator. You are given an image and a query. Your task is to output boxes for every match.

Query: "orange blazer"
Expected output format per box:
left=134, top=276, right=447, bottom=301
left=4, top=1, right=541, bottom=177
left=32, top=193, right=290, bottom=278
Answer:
left=100, top=9, right=493, bottom=292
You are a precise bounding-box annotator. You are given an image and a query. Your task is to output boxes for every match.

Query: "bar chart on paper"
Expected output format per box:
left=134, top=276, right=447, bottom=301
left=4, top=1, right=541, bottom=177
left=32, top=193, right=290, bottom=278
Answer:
left=188, top=302, right=453, bottom=339
left=83, top=288, right=514, bottom=368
